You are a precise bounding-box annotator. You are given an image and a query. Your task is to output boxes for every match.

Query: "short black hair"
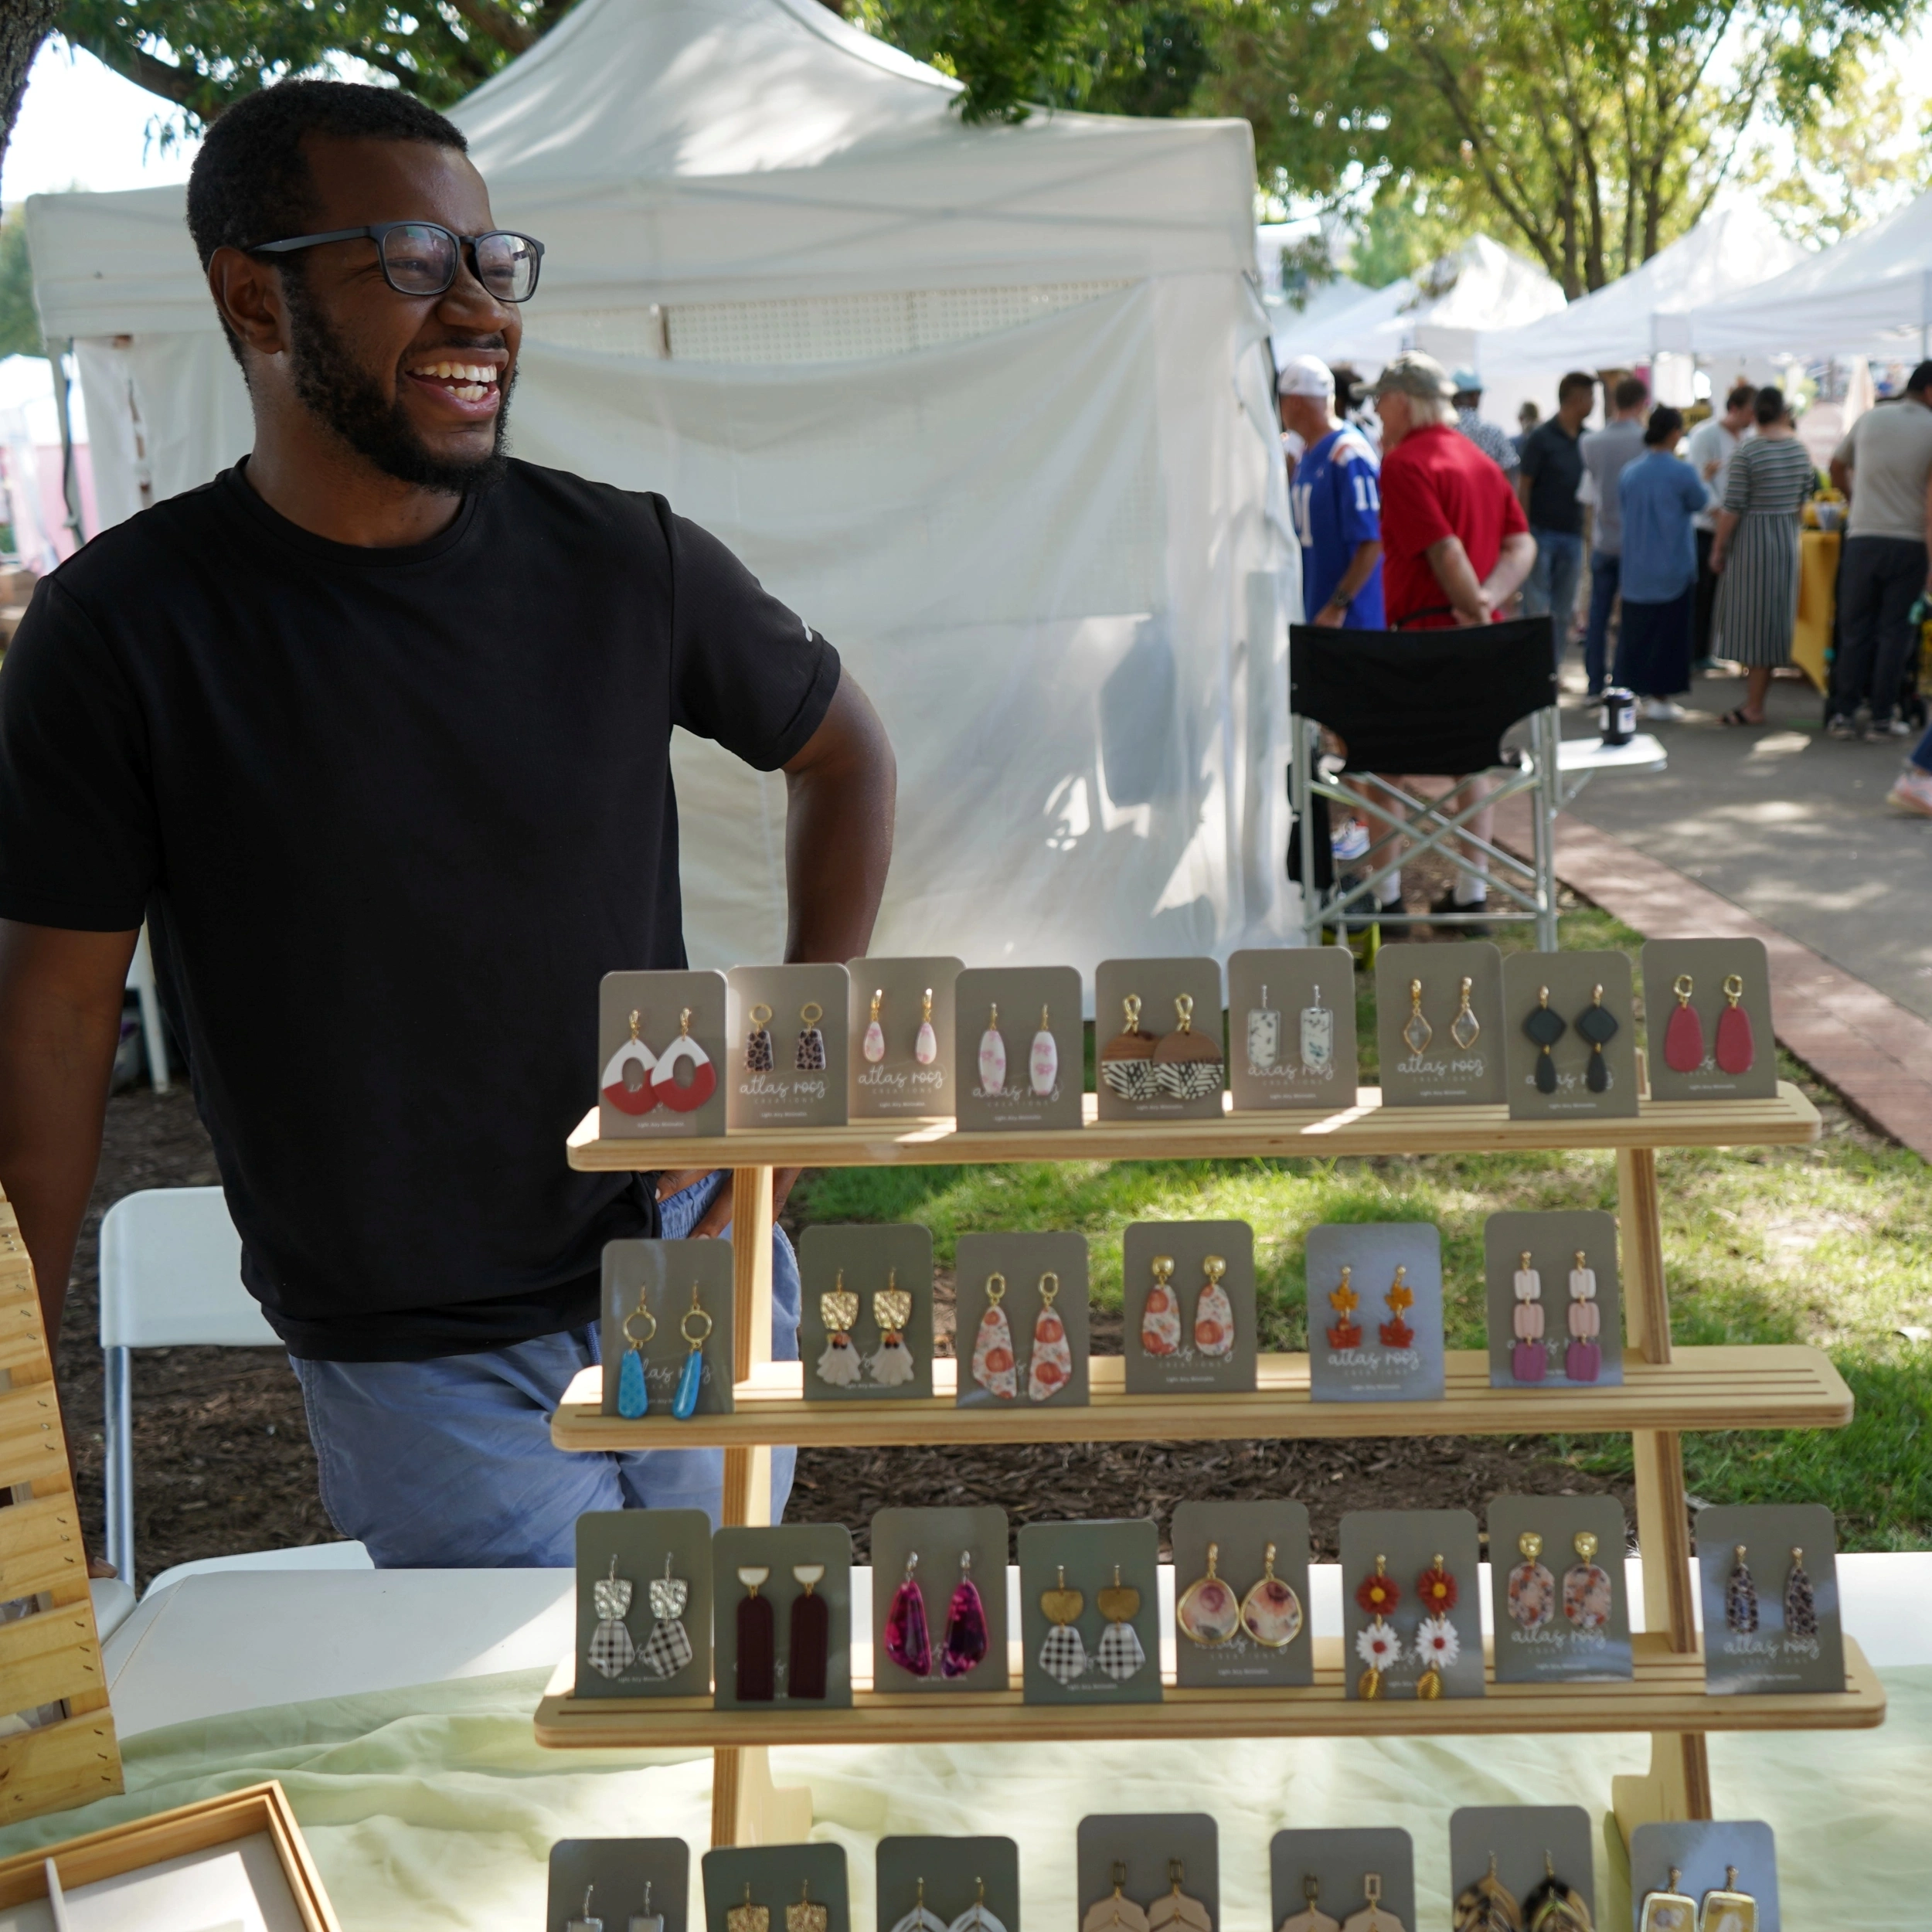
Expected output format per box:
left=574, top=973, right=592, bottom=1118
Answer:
left=1612, top=373, right=1648, bottom=412
left=1556, top=371, right=1595, bottom=404
left=1754, top=384, right=1788, bottom=426
left=1725, top=382, right=1756, bottom=413
left=1907, top=360, right=1932, bottom=395
left=1644, top=404, right=1684, bottom=446
left=186, top=79, right=465, bottom=270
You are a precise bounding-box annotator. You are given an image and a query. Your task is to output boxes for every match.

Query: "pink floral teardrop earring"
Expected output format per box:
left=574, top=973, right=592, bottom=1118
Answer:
left=914, top=988, right=939, bottom=1066
left=862, top=989, right=887, bottom=1065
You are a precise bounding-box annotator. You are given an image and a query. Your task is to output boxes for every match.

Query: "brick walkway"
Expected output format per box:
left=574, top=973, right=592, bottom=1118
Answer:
left=1494, top=799, right=1932, bottom=1161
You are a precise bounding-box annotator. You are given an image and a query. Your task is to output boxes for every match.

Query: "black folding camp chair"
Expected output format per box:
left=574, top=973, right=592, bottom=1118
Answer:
left=1287, top=617, right=1562, bottom=951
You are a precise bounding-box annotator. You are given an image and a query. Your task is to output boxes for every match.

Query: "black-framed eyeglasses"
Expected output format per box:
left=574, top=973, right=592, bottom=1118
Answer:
left=243, top=221, right=545, bottom=302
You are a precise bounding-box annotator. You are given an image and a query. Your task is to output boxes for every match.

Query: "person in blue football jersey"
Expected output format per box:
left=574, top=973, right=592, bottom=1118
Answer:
left=1280, top=355, right=1385, bottom=628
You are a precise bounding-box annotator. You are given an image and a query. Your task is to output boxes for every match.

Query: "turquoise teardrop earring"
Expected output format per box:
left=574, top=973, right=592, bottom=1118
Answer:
left=673, top=1281, right=714, bottom=1420
left=617, top=1287, right=656, bottom=1419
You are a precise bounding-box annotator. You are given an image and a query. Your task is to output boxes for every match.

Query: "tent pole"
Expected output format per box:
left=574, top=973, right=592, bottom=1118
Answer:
left=49, top=338, right=87, bottom=549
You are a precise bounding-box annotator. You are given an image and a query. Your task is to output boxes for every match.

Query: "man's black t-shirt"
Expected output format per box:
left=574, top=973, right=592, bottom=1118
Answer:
left=0, top=461, right=838, bottom=1360
left=1517, top=419, right=1587, bottom=536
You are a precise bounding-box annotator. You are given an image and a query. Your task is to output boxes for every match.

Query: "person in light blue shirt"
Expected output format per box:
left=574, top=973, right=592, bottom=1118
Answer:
left=1614, top=405, right=1713, bottom=720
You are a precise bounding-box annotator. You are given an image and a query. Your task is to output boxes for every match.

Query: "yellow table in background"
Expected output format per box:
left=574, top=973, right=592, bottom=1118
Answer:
left=1793, top=526, right=1838, bottom=692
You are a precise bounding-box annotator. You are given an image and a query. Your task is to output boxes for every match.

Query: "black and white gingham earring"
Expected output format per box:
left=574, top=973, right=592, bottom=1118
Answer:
left=640, top=1551, right=693, bottom=1679
left=587, top=1554, right=636, bottom=1679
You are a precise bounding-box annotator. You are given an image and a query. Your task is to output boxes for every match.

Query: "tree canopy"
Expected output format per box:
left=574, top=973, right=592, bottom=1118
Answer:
left=17, top=0, right=1929, bottom=294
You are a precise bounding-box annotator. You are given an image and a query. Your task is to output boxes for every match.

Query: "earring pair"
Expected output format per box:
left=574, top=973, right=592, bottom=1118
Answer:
left=1522, top=985, right=1621, bottom=1094
left=970, top=1271, right=1071, bottom=1402
left=1403, top=976, right=1480, bottom=1057
left=1663, top=971, right=1754, bottom=1075
left=978, top=1003, right=1058, bottom=1099
left=1141, top=1254, right=1233, bottom=1359
left=615, top=1281, right=712, bottom=1420
left=1175, top=1540, right=1303, bottom=1648
left=729, top=1882, right=828, bottom=1932
left=747, top=1002, right=825, bottom=1073
left=600, top=1007, right=716, bottom=1114
left=816, top=1270, right=916, bottom=1388
left=883, top=1549, right=990, bottom=1679
left=863, top=987, right=940, bottom=1066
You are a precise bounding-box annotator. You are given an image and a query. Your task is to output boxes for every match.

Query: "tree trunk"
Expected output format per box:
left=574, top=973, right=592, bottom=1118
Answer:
left=0, top=2, right=63, bottom=186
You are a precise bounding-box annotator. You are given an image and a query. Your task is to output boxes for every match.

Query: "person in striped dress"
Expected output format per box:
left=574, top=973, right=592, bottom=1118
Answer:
left=1710, top=387, right=1819, bottom=725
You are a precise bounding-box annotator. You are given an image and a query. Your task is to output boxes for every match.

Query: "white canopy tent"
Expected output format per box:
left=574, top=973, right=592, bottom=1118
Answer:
left=1687, top=189, right=1932, bottom=360
left=1273, top=235, right=1566, bottom=372
left=28, top=0, right=1294, bottom=980
left=1477, top=206, right=1806, bottom=376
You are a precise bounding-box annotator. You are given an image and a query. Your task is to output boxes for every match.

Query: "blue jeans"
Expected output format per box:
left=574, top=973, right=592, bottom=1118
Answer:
left=1913, top=719, right=1932, bottom=770
left=1583, top=551, right=1621, bottom=694
left=291, top=1175, right=801, bottom=1566
left=1523, top=529, right=1584, bottom=657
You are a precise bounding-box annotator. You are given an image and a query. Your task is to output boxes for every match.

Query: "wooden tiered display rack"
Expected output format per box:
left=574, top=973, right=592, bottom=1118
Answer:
left=538, top=1083, right=1883, bottom=1848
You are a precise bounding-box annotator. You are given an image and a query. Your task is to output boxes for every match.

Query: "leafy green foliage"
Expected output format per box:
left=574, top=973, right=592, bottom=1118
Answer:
left=0, top=209, right=43, bottom=359
left=1200, top=0, right=1927, bottom=293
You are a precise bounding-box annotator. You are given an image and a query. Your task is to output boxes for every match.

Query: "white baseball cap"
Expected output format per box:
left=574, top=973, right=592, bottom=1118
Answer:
left=1277, top=355, right=1335, bottom=400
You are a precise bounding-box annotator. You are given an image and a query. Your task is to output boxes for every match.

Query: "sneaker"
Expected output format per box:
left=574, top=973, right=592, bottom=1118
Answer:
left=1826, top=714, right=1859, bottom=740
left=1641, top=698, right=1688, bottom=722
left=1331, top=818, right=1372, bottom=864
left=1865, top=713, right=1914, bottom=740
left=1886, top=767, right=1932, bottom=816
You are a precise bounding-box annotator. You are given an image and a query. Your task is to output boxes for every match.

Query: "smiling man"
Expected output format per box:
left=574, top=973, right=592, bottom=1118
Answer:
left=0, top=82, right=896, bottom=1566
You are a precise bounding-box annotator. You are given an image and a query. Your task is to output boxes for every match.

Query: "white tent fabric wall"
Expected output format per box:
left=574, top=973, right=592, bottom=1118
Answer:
left=26, top=0, right=1295, bottom=981
left=1477, top=207, right=1807, bottom=376
left=1686, top=189, right=1932, bottom=358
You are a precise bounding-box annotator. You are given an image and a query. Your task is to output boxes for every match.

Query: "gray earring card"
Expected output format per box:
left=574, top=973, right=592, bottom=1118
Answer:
left=1017, top=1519, right=1162, bottom=1707
left=549, top=1839, right=689, bottom=1932
left=1338, top=1509, right=1484, bottom=1700
left=573, top=1509, right=714, bottom=1701
left=849, top=956, right=964, bottom=1120
left=798, top=1224, right=936, bottom=1403
left=1488, top=1495, right=1632, bottom=1685
left=1630, top=1822, right=1780, bottom=1931
left=1170, top=1499, right=1313, bottom=1689
left=1483, top=1209, right=1624, bottom=1390
left=952, top=968, right=1085, bottom=1132
left=953, top=1233, right=1090, bottom=1409
left=1449, top=1808, right=1594, bottom=1931
left=702, top=1846, right=849, bottom=1932
left=1373, top=941, right=1507, bottom=1107
left=869, top=1506, right=1011, bottom=1693
left=1641, top=937, right=1777, bottom=1103
left=1093, top=957, right=1226, bottom=1122
left=1121, top=1221, right=1257, bottom=1396
left=711, top=1523, right=854, bottom=1711
left=1269, top=1830, right=1413, bottom=1932
left=1226, top=947, right=1359, bottom=1112
left=598, top=969, right=729, bottom=1138
left=726, top=963, right=852, bottom=1129
left=876, top=1838, right=1020, bottom=1932
left=1304, top=1223, right=1445, bottom=1403
left=1075, top=1816, right=1216, bottom=1932
left=1502, top=951, right=1640, bottom=1121
left=600, top=1239, right=736, bottom=1418
left=1696, top=1504, right=1843, bottom=1695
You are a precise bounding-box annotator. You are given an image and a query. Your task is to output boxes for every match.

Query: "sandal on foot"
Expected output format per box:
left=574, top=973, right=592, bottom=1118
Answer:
left=1719, top=707, right=1763, bottom=726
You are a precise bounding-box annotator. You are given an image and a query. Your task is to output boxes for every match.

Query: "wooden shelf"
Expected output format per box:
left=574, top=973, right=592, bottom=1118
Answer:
left=551, top=1345, right=1852, bottom=1451
left=567, top=1081, right=1820, bottom=1172
left=536, top=1631, right=1884, bottom=1749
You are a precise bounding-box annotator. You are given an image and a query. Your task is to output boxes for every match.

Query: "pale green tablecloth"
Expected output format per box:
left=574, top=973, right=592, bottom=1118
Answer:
left=0, top=1668, right=1923, bottom=1928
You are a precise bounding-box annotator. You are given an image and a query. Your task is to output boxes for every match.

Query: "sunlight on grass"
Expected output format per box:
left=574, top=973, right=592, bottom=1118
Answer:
left=794, top=906, right=1932, bottom=1549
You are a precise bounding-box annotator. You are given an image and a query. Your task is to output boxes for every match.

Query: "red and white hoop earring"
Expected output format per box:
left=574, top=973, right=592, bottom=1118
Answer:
left=652, top=1006, right=717, bottom=1113
left=601, top=1009, right=659, bottom=1115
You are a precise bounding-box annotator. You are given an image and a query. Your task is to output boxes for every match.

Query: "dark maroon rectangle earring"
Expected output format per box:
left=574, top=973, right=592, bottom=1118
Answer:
left=786, top=1563, right=830, bottom=1699
left=735, top=1565, right=775, bottom=1701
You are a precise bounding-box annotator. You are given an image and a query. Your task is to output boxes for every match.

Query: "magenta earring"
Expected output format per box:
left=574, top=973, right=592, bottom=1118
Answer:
left=940, top=1549, right=990, bottom=1678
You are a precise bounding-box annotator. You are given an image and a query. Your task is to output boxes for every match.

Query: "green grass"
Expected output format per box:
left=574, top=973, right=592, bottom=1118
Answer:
left=794, top=906, right=1932, bottom=1550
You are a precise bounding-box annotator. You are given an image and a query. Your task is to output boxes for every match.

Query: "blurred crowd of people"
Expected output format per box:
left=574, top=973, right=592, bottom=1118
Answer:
left=1279, top=348, right=1932, bottom=819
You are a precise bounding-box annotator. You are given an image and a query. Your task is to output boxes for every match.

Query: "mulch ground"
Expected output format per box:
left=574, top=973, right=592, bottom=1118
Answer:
left=63, top=1056, right=1629, bottom=1584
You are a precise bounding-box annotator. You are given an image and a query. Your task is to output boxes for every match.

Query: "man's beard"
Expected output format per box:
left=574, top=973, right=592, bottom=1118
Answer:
left=284, top=272, right=514, bottom=495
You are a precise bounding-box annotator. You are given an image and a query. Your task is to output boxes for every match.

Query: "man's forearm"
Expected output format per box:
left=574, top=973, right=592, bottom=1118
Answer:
left=1423, top=536, right=1489, bottom=624
left=1329, top=540, right=1382, bottom=611
left=0, top=922, right=136, bottom=1345
left=781, top=670, right=897, bottom=963
left=1484, top=532, right=1538, bottom=611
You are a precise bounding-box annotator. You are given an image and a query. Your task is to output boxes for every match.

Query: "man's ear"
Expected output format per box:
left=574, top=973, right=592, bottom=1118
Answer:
left=207, top=247, right=290, bottom=362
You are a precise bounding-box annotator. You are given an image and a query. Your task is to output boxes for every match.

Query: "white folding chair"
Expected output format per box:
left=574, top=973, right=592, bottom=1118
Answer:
left=97, top=1186, right=368, bottom=1587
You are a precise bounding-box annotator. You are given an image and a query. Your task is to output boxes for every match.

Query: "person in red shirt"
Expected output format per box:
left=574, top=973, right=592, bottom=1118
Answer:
left=1368, top=352, right=1537, bottom=917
